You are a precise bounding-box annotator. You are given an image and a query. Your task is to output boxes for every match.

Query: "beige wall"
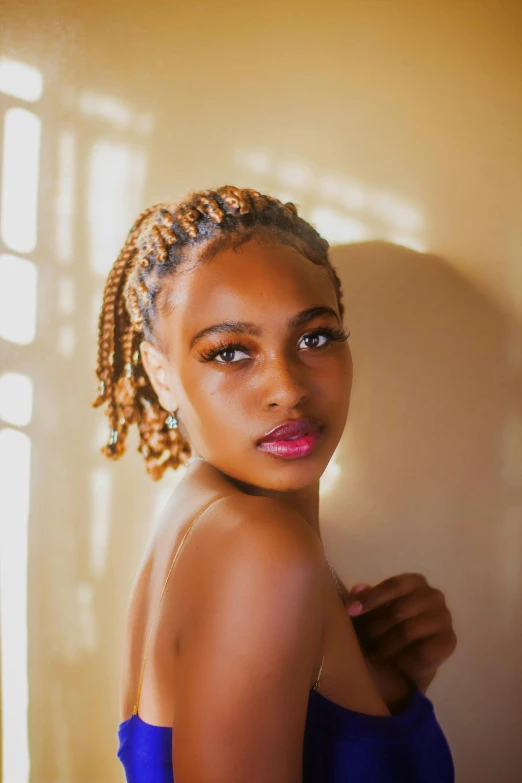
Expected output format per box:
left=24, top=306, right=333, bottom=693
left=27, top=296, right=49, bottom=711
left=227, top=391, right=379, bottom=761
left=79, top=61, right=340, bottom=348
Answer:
left=0, top=1, right=521, bottom=781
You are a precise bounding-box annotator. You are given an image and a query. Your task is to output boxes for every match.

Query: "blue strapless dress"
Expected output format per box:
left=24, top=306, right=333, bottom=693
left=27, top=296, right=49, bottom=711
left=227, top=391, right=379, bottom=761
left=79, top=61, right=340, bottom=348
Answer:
left=117, top=684, right=455, bottom=782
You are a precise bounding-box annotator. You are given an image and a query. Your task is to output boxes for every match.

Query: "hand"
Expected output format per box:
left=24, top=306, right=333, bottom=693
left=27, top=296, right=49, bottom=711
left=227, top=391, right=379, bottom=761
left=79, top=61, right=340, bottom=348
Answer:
left=345, top=573, right=457, bottom=693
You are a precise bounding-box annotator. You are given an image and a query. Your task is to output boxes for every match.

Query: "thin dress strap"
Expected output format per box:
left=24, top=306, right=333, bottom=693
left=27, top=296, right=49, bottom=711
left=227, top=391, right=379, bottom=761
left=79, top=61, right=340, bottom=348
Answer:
left=310, top=552, right=348, bottom=692
left=132, top=494, right=230, bottom=716
left=310, top=552, right=350, bottom=692
left=312, top=653, right=325, bottom=691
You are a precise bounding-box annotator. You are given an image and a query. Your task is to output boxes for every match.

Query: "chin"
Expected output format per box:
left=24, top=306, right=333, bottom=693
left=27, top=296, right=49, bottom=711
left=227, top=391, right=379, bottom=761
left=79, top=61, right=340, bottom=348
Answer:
left=251, top=448, right=331, bottom=490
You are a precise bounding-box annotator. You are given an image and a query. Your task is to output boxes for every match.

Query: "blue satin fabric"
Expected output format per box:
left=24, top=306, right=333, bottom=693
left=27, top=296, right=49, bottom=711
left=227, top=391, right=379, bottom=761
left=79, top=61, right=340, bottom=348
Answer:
left=117, top=686, right=455, bottom=782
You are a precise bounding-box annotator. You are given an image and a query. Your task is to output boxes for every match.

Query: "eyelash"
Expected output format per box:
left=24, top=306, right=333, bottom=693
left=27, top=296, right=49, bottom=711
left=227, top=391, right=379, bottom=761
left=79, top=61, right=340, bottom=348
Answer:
left=197, top=326, right=351, bottom=364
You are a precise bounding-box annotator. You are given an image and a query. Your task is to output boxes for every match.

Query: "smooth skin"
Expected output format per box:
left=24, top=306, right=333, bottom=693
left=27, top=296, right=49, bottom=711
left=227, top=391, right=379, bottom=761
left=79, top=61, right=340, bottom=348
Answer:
left=120, top=237, right=456, bottom=782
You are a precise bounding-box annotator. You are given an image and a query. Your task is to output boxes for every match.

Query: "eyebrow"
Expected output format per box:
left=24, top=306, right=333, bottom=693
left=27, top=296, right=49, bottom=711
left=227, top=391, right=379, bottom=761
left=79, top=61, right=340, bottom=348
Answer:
left=189, top=305, right=340, bottom=350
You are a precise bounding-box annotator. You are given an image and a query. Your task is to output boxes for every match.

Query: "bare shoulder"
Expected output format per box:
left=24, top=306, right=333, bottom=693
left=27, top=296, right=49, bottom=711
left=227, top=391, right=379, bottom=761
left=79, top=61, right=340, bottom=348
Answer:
left=185, top=491, right=326, bottom=689
left=175, top=491, right=326, bottom=781
left=193, top=492, right=326, bottom=604
left=171, top=487, right=328, bottom=641
left=176, top=462, right=323, bottom=562
left=208, top=492, right=324, bottom=560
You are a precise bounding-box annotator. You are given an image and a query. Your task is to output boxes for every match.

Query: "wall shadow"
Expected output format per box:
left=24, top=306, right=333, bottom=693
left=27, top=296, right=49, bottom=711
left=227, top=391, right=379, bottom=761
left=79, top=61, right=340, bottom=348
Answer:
left=321, top=240, right=521, bottom=776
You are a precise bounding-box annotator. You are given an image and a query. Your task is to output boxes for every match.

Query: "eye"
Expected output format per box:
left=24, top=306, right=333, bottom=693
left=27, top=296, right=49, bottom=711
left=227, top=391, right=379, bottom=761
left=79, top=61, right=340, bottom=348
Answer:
left=197, top=326, right=350, bottom=365
left=299, top=332, right=329, bottom=350
left=213, top=345, right=250, bottom=364
left=198, top=341, right=251, bottom=364
left=298, top=326, right=350, bottom=351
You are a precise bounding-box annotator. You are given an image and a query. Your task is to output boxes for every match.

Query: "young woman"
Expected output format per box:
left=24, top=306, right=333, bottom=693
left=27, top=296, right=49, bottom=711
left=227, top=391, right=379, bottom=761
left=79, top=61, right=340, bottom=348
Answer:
left=93, top=186, right=456, bottom=782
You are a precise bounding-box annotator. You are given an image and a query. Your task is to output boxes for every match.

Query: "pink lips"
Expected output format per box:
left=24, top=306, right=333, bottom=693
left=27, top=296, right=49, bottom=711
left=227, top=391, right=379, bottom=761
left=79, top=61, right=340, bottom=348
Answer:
left=256, top=418, right=322, bottom=460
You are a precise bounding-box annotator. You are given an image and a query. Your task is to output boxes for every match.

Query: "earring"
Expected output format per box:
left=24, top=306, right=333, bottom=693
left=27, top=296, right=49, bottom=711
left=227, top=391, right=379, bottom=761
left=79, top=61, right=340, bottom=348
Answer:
left=165, top=408, right=179, bottom=430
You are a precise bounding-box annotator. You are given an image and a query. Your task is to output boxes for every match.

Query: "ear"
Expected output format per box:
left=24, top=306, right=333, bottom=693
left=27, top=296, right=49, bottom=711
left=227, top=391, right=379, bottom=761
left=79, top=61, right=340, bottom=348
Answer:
left=140, top=340, right=177, bottom=412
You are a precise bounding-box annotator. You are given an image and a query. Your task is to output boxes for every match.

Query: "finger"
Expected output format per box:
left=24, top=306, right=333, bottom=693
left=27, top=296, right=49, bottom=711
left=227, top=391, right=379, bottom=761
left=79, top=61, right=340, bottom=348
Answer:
left=345, top=573, right=427, bottom=615
left=370, top=611, right=446, bottom=660
left=362, top=587, right=447, bottom=641
left=349, top=584, right=371, bottom=595
left=347, top=600, right=364, bottom=616
left=346, top=584, right=371, bottom=614
left=390, top=631, right=458, bottom=677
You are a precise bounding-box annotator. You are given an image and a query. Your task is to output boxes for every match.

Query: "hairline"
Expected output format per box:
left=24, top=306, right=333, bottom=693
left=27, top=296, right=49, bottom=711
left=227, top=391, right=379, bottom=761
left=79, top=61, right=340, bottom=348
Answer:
left=152, top=227, right=336, bottom=353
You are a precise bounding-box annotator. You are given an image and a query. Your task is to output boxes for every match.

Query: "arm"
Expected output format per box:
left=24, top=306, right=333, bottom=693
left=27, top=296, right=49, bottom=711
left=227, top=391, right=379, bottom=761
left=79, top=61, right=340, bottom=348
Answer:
left=173, top=497, right=325, bottom=783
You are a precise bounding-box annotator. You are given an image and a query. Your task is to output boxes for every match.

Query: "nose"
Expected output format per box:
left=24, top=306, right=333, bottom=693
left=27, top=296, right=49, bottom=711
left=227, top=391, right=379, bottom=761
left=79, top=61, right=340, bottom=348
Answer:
left=261, top=353, right=311, bottom=410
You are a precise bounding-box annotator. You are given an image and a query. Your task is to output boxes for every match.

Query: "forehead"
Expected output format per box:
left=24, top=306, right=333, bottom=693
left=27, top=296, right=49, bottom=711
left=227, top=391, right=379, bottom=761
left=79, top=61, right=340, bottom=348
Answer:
left=164, top=239, right=337, bottom=345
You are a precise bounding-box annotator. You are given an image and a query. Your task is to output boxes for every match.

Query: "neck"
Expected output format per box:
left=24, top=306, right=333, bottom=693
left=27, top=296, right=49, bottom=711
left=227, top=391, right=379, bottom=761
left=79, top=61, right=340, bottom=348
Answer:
left=225, top=471, right=321, bottom=538
left=185, top=457, right=322, bottom=538
left=252, top=480, right=321, bottom=538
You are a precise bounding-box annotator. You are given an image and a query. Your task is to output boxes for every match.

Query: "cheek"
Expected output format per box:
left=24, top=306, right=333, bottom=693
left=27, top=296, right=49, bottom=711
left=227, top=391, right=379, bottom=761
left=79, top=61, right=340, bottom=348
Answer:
left=345, top=352, right=354, bottom=392
left=319, top=355, right=353, bottom=433
left=192, top=372, right=252, bottom=425
left=319, top=350, right=353, bottom=399
left=338, top=347, right=354, bottom=392
left=194, top=382, right=254, bottom=456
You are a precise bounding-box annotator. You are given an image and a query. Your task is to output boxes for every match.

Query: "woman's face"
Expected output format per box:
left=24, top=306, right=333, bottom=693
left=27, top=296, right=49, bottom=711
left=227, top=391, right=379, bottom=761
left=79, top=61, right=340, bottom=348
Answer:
left=143, top=237, right=353, bottom=492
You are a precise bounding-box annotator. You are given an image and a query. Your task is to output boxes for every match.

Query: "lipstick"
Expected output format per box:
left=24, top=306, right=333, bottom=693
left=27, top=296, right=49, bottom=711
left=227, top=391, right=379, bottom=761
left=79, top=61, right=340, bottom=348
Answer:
left=256, top=418, right=322, bottom=460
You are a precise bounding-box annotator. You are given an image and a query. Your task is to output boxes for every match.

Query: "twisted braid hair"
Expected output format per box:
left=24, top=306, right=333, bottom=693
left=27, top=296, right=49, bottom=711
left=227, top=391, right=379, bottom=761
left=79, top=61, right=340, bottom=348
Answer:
left=92, top=185, right=345, bottom=481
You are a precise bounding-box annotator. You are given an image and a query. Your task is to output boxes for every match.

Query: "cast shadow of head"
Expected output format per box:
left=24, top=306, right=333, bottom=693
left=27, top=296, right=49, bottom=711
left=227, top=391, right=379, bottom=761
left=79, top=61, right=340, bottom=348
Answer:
left=322, top=241, right=518, bottom=587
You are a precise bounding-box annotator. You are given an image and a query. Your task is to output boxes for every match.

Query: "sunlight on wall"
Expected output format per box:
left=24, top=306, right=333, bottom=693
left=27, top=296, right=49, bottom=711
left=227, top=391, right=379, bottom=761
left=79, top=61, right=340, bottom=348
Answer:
left=0, top=58, right=43, bottom=102
left=234, top=147, right=426, bottom=253
left=0, top=254, right=38, bottom=344
left=319, top=450, right=342, bottom=496
left=0, top=59, right=42, bottom=783
left=0, top=372, right=33, bottom=427
left=310, top=206, right=369, bottom=244
left=57, top=324, right=76, bottom=358
left=1, top=108, right=41, bottom=254
left=0, top=427, right=31, bottom=783
left=79, top=90, right=154, bottom=136
left=386, top=232, right=426, bottom=253
left=55, top=131, right=76, bottom=265
left=372, top=190, right=423, bottom=233
left=323, top=177, right=368, bottom=211
left=92, top=418, right=113, bottom=455
left=277, top=160, right=314, bottom=190
left=89, top=466, right=112, bottom=579
left=48, top=683, right=72, bottom=782
left=234, top=148, right=271, bottom=175
left=57, top=275, right=76, bottom=316
left=90, top=288, right=103, bottom=336
left=76, top=582, right=97, bottom=652
left=87, top=140, right=148, bottom=276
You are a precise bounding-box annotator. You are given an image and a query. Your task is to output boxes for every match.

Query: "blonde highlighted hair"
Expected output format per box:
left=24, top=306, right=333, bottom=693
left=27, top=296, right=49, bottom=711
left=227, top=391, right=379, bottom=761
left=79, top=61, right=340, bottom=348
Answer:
left=92, top=185, right=344, bottom=480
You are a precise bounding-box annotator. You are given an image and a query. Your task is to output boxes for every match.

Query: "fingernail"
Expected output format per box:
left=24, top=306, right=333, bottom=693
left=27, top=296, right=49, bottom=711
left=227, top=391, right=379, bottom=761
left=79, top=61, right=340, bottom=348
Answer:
left=347, top=601, right=363, bottom=615
left=350, top=584, right=369, bottom=595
